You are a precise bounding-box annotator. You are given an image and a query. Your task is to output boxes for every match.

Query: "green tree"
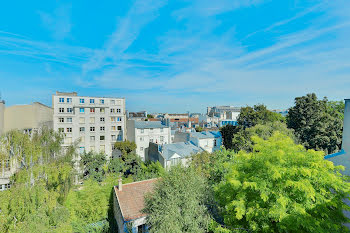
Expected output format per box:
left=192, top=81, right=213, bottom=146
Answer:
left=147, top=114, right=154, bottom=119
left=143, top=166, right=211, bottom=233
left=196, top=126, right=204, bottom=132
left=114, top=140, right=137, bottom=155
left=237, top=104, right=284, bottom=129
left=220, top=125, right=238, bottom=150
left=232, top=121, right=296, bottom=152
left=216, top=132, right=350, bottom=232
left=327, top=100, right=345, bottom=120
left=287, top=93, right=343, bottom=153
left=80, top=151, right=107, bottom=182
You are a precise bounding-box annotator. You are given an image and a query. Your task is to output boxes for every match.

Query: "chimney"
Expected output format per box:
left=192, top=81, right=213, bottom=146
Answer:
left=342, top=99, right=350, bottom=153
left=118, top=177, right=123, bottom=191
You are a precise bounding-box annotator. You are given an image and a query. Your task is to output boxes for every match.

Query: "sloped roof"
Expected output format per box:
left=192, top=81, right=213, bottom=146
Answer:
left=161, top=142, right=203, bottom=160
left=134, top=121, right=168, bottom=129
left=191, top=131, right=221, bottom=139
left=114, top=178, right=158, bottom=221
left=325, top=149, right=350, bottom=176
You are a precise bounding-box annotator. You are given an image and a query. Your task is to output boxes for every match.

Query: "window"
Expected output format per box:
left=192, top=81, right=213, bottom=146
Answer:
left=80, top=98, right=85, bottom=104
left=100, top=126, right=105, bottom=131
left=90, top=108, right=95, bottom=113
left=79, top=117, right=85, bottom=123
left=67, top=108, right=73, bottom=113
left=111, top=135, right=116, bottom=141
left=100, top=108, right=105, bottom=113
left=150, top=128, right=153, bottom=131
left=171, top=158, right=180, bottom=166
left=90, top=117, right=95, bottom=123
left=110, top=108, right=115, bottom=113
left=67, top=117, right=72, bottom=123
left=140, top=137, right=144, bottom=141
left=100, top=136, right=105, bottom=141
left=111, top=126, right=116, bottom=131
left=138, top=224, right=146, bottom=233
left=150, top=138, right=154, bottom=143
left=111, top=117, right=116, bottom=122
left=59, top=108, right=64, bottom=113
left=90, top=136, right=95, bottom=142
left=59, top=117, right=64, bottom=123
left=58, top=128, right=64, bottom=133
left=160, top=136, right=164, bottom=142
left=4, top=183, right=11, bottom=190
left=118, top=126, right=122, bottom=130
left=214, top=139, right=217, bottom=147
left=80, top=127, right=85, bottom=132
left=80, top=108, right=85, bottom=113
left=79, top=147, right=85, bottom=154
left=110, top=100, right=115, bottom=105
left=117, top=135, right=123, bottom=141
left=141, top=129, right=144, bottom=133
left=90, top=99, right=95, bottom=104
left=100, top=117, right=105, bottom=122
left=67, top=128, right=72, bottom=133
left=90, top=127, right=95, bottom=132
left=59, top=97, right=64, bottom=103
left=117, top=117, right=122, bottom=121
left=117, top=108, right=121, bottom=113
left=160, top=128, right=164, bottom=132
left=140, top=147, right=144, bottom=151
left=100, top=99, right=104, bottom=104
left=67, top=98, right=72, bottom=103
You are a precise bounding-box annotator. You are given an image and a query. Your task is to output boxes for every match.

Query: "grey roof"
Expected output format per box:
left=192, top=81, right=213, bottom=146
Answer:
left=326, top=149, right=350, bottom=176
left=134, top=121, right=169, bottom=129
left=161, top=142, right=202, bottom=160
left=190, top=131, right=221, bottom=139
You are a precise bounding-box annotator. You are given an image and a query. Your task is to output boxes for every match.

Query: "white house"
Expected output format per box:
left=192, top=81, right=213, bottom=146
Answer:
left=190, top=131, right=222, bottom=153
left=126, top=120, right=171, bottom=161
left=147, top=142, right=203, bottom=169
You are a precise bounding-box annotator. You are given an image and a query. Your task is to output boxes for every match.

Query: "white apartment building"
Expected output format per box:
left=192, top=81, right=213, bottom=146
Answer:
left=52, top=91, right=126, bottom=157
left=126, top=120, right=171, bottom=160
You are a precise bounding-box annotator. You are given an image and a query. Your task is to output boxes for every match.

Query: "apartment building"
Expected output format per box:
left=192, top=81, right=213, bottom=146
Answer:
left=126, top=120, right=171, bottom=160
left=52, top=91, right=126, bottom=157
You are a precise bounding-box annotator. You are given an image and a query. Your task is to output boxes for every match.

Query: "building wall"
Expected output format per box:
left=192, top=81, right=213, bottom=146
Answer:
left=113, top=189, right=125, bottom=233
left=0, top=101, right=4, bottom=135
left=3, top=102, right=53, bottom=133
left=147, top=142, right=165, bottom=167
left=342, top=99, right=350, bottom=153
left=53, top=92, right=126, bottom=158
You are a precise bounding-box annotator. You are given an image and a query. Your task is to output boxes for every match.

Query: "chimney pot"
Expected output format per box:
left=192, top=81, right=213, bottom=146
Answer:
left=118, top=177, right=122, bottom=191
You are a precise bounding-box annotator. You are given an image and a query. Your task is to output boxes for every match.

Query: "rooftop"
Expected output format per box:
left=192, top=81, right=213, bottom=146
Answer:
left=134, top=121, right=169, bottom=129
left=114, top=178, right=158, bottom=221
left=191, top=131, right=221, bottom=139
left=161, top=142, right=203, bottom=160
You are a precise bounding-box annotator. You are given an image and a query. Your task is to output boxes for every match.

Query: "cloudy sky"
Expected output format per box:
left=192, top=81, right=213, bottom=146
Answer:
left=0, top=0, right=349, bottom=113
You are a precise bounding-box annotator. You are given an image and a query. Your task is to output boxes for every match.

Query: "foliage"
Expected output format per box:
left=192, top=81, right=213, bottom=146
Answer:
left=196, top=126, right=204, bottom=132
left=215, top=132, right=350, bottom=232
left=327, top=100, right=345, bottom=120
left=237, top=104, right=284, bottom=129
left=220, top=125, right=238, bottom=150
left=287, top=93, right=343, bottom=153
left=143, top=166, right=211, bottom=233
left=147, top=114, right=154, bottom=119
left=64, top=175, right=117, bottom=232
left=80, top=151, right=107, bottom=182
left=232, top=121, right=295, bottom=153
left=114, top=140, right=137, bottom=155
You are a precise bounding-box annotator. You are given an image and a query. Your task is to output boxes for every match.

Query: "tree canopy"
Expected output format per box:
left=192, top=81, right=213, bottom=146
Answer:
left=215, top=132, right=350, bottom=232
left=287, top=93, right=343, bottom=154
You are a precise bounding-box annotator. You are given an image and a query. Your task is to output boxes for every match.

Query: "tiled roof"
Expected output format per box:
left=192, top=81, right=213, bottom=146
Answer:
left=115, top=178, right=158, bottom=221
left=134, top=121, right=169, bottom=129
left=161, top=142, right=203, bottom=160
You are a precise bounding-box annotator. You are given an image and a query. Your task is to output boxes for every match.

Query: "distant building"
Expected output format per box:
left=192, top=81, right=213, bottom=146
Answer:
left=164, top=113, right=188, bottom=120
left=113, top=178, right=158, bottom=232
left=127, top=111, right=147, bottom=121
left=0, top=101, right=53, bottom=135
left=148, top=142, right=203, bottom=169
left=204, top=106, right=241, bottom=127
left=126, top=120, right=171, bottom=160
left=52, top=91, right=126, bottom=158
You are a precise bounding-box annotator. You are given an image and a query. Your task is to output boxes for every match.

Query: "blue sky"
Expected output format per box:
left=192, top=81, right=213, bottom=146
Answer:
left=0, top=0, right=349, bottom=113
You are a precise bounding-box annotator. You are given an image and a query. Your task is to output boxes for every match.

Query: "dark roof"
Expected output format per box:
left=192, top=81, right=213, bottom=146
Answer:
left=114, top=178, right=158, bottom=221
